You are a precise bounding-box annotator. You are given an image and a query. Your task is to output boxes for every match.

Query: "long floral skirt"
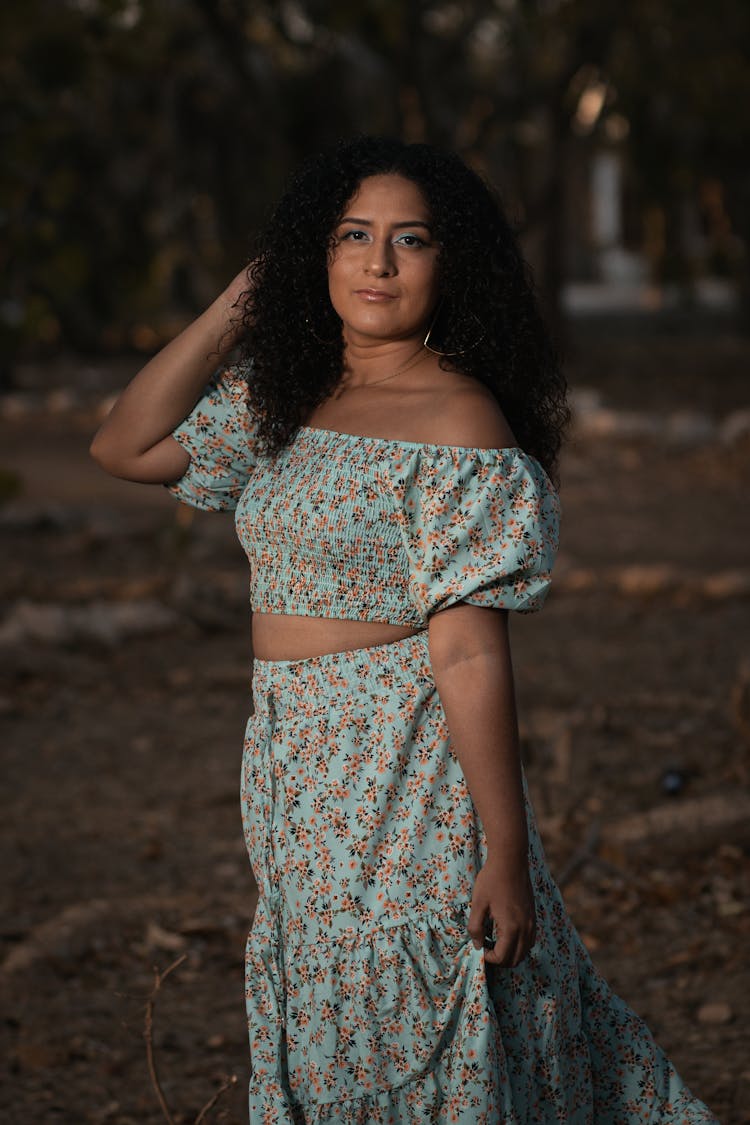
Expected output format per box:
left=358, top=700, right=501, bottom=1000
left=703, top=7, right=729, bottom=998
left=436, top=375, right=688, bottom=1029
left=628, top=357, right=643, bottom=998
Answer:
left=240, top=630, right=717, bottom=1123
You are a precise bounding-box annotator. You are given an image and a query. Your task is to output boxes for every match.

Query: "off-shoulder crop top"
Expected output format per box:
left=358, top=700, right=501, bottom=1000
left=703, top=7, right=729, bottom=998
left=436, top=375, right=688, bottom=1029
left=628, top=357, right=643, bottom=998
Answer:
left=165, top=364, right=561, bottom=628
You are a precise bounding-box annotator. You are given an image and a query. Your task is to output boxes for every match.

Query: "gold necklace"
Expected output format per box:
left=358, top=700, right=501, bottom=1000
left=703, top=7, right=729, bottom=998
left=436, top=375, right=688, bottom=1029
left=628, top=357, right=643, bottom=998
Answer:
left=343, top=345, right=427, bottom=390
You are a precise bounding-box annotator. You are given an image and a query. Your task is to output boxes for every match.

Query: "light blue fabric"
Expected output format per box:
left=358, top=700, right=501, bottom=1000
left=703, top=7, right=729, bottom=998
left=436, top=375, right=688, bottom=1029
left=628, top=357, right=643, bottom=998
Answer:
left=167, top=366, right=561, bottom=627
left=167, top=362, right=258, bottom=512
left=166, top=367, right=719, bottom=1122
left=241, top=632, right=719, bottom=1123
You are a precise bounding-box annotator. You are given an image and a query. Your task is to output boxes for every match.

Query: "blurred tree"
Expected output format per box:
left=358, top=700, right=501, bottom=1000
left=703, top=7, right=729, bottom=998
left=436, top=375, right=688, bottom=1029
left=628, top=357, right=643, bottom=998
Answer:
left=1, top=0, right=748, bottom=373
left=609, top=0, right=750, bottom=315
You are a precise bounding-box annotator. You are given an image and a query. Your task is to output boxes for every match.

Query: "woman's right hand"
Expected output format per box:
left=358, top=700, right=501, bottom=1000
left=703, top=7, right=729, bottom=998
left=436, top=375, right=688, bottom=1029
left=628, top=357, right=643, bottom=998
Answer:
left=467, top=853, right=537, bottom=968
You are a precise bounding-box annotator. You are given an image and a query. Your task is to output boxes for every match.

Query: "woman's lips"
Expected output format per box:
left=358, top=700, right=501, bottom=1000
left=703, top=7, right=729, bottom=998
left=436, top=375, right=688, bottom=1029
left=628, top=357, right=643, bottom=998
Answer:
left=354, top=289, right=397, bottom=302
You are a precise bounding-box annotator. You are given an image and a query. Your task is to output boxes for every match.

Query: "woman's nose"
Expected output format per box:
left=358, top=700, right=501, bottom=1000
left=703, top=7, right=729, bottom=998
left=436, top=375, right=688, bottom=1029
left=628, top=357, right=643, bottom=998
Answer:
left=364, top=240, right=395, bottom=277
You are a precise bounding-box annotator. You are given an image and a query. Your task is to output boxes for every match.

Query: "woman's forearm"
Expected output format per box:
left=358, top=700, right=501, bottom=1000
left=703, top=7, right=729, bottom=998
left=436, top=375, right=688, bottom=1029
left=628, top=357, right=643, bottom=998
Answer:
left=90, top=277, right=247, bottom=472
left=429, top=635, right=528, bottom=866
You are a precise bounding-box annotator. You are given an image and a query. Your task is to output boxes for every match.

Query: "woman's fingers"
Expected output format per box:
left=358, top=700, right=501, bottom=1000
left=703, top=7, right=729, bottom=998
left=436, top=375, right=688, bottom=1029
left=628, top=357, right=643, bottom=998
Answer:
left=483, top=922, right=518, bottom=967
left=467, top=897, right=490, bottom=950
left=468, top=864, right=537, bottom=966
left=482, top=913, right=537, bottom=967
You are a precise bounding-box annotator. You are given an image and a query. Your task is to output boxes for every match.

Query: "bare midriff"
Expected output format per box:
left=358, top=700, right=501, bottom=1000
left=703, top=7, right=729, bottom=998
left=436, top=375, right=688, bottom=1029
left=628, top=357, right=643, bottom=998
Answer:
left=251, top=612, right=425, bottom=662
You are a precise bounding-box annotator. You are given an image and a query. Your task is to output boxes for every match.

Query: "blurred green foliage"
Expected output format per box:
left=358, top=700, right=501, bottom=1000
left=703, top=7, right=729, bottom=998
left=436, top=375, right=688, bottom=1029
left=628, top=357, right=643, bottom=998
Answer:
left=2, top=0, right=749, bottom=366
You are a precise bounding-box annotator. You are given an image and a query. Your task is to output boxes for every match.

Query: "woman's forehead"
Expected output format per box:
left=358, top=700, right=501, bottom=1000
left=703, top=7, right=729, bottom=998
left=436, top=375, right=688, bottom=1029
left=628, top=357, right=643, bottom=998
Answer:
left=343, top=173, right=430, bottom=220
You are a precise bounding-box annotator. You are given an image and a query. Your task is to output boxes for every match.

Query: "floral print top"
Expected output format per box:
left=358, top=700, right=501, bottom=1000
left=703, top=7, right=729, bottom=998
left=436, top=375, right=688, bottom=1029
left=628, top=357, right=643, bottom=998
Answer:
left=166, top=364, right=561, bottom=628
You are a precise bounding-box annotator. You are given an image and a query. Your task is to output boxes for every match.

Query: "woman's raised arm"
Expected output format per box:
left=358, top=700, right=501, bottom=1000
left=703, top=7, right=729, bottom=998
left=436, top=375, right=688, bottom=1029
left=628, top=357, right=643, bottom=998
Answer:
left=89, top=269, right=251, bottom=484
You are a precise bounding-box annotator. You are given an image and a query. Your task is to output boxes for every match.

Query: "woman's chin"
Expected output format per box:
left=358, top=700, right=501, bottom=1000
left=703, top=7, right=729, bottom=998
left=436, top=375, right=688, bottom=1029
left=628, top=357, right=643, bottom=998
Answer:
left=339, top=315, right=423, bottom=345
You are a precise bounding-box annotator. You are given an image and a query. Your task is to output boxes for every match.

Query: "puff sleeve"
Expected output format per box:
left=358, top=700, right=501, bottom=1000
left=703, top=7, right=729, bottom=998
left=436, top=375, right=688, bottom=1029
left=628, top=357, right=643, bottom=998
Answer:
left=164, top=361, right=258, bottom=511
left=387, top=445, right=561, bottom=622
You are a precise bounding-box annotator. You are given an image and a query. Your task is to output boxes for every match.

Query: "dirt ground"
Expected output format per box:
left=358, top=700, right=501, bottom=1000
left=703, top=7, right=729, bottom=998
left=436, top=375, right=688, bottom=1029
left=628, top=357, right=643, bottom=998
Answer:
left=1, top=317, right=749, bottom=1124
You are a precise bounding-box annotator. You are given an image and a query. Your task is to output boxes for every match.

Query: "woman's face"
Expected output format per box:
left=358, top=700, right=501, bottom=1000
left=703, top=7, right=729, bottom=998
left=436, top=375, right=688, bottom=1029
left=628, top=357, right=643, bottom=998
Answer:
left=327, top=173, right=441, bottom=344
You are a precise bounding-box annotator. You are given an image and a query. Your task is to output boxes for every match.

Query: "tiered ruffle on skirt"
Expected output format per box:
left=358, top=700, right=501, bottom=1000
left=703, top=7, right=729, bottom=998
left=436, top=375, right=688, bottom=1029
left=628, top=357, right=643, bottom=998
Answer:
left=241, top=631, right=717, bottom=1123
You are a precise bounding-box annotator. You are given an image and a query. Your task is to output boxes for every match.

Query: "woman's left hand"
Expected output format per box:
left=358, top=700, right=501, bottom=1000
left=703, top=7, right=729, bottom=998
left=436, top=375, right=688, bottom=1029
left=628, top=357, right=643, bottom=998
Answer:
left=467, top=854, right=537, bottom=968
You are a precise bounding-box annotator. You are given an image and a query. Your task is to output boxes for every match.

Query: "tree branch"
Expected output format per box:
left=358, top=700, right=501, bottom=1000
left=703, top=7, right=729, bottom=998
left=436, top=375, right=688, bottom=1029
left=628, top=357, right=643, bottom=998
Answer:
left=144, top=953, right=188, bottom=1125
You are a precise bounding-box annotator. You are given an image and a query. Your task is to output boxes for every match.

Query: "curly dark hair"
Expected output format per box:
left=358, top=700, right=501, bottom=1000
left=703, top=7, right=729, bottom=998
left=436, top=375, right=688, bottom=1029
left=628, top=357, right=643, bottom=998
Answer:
left=236, top=135, right=570, bottom=487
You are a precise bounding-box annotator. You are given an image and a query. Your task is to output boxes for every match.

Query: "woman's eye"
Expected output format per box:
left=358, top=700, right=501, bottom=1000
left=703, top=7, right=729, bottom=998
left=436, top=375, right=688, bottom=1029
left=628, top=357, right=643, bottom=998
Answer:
left=339, top=229, right=427, bottom=247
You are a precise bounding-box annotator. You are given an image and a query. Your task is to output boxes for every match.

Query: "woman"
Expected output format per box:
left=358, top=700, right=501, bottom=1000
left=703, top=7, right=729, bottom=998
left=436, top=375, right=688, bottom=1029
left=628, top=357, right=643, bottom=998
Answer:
left=91, top=137, right=717, bottom=1123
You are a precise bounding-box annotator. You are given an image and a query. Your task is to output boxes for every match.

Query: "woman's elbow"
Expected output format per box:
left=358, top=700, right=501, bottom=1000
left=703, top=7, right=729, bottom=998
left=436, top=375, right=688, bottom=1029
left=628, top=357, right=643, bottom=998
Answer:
left=89, top=428, right=129, bottom=477
left=89, top=430, right=190, bottom=484
left=89, top=428, right=115, bottom=471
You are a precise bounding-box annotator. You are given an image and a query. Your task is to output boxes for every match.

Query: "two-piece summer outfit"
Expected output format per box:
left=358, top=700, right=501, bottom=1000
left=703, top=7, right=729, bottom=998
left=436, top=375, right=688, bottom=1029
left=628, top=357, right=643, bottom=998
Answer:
left=166, top=364, right=718, bottom=1123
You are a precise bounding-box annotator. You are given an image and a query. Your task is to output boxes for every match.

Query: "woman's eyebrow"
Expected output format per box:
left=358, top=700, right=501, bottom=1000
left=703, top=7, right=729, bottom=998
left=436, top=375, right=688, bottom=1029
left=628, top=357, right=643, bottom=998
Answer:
left=339, top=216, right=433, bottom=231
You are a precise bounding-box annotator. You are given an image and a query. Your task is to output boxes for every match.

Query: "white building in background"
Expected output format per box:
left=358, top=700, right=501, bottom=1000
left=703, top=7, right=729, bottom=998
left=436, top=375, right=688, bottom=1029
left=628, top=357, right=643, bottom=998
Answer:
left=590, top=149, right=649, bottom=287
left=562, top=81, right=737, bottom=316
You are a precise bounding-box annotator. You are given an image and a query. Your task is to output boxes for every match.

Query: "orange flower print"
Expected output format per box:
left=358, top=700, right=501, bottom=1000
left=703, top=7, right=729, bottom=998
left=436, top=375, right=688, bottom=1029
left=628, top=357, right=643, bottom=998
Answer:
left=167, top=371, right=715, bottom=1125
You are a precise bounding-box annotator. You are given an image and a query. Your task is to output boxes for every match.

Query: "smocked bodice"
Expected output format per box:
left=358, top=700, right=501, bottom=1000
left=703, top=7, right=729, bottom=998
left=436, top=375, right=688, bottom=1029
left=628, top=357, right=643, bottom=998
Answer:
left=235, top=427, right=412, bottom=624
left=165, top=367, right=561, bottom=628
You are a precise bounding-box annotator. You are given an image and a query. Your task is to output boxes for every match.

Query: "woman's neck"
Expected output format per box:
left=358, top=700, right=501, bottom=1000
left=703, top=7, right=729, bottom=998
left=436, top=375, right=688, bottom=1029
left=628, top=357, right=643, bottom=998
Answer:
left=340, top=333, right=426, bottom=389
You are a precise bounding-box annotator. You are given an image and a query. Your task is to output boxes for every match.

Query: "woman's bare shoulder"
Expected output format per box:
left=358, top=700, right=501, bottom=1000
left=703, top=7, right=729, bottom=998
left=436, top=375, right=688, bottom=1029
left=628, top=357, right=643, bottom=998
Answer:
left=419, top=377, right=518, bottom=450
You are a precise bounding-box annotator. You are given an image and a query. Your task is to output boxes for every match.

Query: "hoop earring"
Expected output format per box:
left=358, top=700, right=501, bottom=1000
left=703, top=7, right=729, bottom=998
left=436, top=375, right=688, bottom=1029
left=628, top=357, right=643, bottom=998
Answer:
left=305, top=317, right=340, bottom=346
left=423, top=323, right=459, bottom=357
left=423, top=302, right=485, bottom=356
left=423, top=300, right=460, bottom=357
left=304, top=311, right=341, bottom=347
left=302, top=291, right=342, bottom=346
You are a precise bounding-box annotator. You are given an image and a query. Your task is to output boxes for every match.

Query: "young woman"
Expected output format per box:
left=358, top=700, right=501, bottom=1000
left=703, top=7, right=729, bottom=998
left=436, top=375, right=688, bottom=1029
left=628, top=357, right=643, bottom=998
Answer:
left=91, top=137, right=717, bottom=1123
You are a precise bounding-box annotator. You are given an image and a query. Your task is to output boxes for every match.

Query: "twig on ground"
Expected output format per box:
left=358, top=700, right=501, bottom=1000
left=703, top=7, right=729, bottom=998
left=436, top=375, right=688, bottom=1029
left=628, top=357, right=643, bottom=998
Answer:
left=557, top=821, right=601, bottom=889
left=195, top=1074, right=239, bottom=1124
left=144, top=952, right=188, bottom=1125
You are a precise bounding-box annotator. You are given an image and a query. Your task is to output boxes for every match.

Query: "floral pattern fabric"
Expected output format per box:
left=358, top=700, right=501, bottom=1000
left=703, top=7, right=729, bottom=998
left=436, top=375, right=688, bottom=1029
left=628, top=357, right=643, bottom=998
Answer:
left=243, top=632, right=717, bottom=1123
left=165, top=367, right=719, bottom=1122
left=166, top=366, right=560, bottom=627
left=167, top=362, right=259, bottom=512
